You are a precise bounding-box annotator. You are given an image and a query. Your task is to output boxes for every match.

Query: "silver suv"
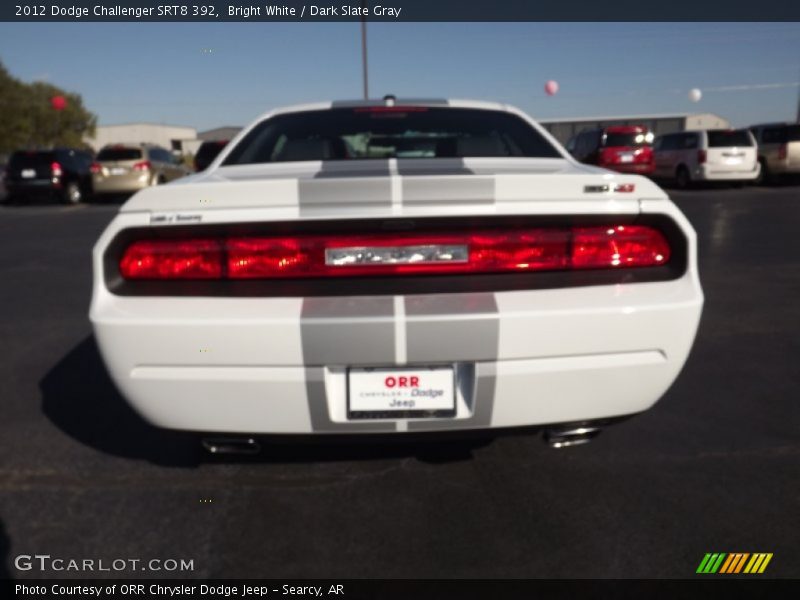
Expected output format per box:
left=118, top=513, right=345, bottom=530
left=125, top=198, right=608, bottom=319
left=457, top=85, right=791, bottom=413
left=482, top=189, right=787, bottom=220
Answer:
left=92, top=144, right=191, bottom=196
left=749, top=123, right=800, bottom=184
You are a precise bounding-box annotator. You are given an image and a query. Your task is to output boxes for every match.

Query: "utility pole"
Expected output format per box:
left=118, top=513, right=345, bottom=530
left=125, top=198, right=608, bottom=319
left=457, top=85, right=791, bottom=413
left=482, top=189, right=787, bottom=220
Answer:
left=361, top=1, right=369, bottom=100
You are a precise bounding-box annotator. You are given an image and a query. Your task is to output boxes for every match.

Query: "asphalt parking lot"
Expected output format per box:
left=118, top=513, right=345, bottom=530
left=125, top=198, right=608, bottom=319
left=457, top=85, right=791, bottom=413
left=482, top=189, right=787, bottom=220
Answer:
left=0, top=185, right=798, bottom=580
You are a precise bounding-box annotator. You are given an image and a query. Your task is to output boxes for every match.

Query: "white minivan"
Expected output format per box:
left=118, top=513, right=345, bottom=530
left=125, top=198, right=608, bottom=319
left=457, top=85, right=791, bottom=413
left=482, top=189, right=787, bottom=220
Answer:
left=653, top=129, right=760, bottom=188
left=749, top=122, right=800, bottom=184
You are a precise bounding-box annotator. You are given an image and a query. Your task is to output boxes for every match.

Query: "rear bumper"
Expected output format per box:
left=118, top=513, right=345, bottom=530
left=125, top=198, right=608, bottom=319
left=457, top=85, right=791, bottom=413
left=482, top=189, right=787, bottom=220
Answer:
left=91, top=275, right=703, bottom=434
left=602, top=163, right=655, bottom=175
left=93, top=174, right=151, bottom=194
left=6, top=181, right=59, bottom=196
left=694, top=163, right=760, bottom=181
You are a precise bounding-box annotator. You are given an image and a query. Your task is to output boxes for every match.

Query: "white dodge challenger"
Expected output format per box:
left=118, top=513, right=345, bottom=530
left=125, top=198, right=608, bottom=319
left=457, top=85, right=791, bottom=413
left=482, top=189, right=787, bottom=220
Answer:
left=90, top=98, right=703, bottom=450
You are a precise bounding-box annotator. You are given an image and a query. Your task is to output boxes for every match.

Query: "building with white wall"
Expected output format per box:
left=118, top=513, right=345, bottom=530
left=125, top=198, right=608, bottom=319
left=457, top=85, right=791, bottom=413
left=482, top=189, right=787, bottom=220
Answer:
left=86, top=123, right=198, bottom=153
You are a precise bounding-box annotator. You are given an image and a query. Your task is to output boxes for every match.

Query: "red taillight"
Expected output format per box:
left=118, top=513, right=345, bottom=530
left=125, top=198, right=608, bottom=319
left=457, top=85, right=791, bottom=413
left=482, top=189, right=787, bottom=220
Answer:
left=132, top=160, right=151, bottom=171
left=51, top=161, right=63, bottom=177
left=119, top=239, right=223, bottom=279
left=572, top=226, right=670, bottom=269
left=778, top=144, right=787, bottom=160
left=697, top=150, right=707, bottom=164
left=90, top=162, right=102, bottom=174
left=119, top=226, right=671, bottom=281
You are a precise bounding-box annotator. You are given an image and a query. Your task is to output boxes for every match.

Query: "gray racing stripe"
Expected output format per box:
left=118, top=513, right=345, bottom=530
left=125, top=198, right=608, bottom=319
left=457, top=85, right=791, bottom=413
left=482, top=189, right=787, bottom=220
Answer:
left=405, top=293, right=500, bottom=431
left=401, top=175, right=495, bottom=206
left=298, top=177, right=393, bottom=215
left=300, top=297, right=395, bottom=366
left=305, top=367, right=394, bottom=432
left=404, top=293, right=500, bottom=363
left=330, top=98, right=450, bottom=108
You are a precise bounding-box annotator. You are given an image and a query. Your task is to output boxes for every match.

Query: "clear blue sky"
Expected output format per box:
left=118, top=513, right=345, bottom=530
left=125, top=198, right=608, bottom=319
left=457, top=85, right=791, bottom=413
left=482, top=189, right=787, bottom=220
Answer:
left=1, top=22, right=798, bottom=131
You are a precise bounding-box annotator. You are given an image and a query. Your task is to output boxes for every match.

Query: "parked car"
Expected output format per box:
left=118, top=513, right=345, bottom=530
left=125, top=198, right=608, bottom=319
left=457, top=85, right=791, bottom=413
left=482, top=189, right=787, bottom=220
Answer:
left=566, top=125, right=655, bottom=175
left=749, top=122, right=800, bottom=184
left=91, top=144, right=191, bottom=196
left=194, top=140, right=229, bottom=171
left=89, top=99, right=703, bottom=451
left=652, top=129, right=760, bottom=188
left=5, top=148, right=94, bottom=204
left=0, top=163, right=7, bottom=203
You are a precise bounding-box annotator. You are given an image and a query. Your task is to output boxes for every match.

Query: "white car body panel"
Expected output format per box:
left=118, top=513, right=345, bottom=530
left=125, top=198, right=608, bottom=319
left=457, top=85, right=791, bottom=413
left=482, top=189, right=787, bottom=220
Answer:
left=90, top=100, right=703, bottom=435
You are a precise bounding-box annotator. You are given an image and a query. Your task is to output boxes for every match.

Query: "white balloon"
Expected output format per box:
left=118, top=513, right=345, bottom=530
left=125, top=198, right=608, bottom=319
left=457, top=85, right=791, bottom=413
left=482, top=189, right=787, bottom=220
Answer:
left=688, top=88, right=702, bottom=103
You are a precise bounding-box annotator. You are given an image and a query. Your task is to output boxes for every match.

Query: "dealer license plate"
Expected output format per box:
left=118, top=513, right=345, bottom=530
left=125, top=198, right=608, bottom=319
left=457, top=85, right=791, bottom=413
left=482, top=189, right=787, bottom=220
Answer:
left=347, top=367, right=456, bottom=419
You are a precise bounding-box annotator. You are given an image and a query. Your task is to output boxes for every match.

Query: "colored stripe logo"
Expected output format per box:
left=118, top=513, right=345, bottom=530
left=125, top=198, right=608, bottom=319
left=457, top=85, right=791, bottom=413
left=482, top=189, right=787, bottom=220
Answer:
left=696, top=553, right=773, bottom=574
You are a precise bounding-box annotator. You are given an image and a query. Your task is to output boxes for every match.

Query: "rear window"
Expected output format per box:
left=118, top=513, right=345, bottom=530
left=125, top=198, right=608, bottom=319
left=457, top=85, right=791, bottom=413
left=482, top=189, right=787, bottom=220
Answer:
left=707, top=130, right=753, bottom=148
left=97, top=148, right=143, bottom=161
left=223, top=107, right=562, bottom=164
left=9, top=151, right=55, bottom=169
left=787, top=125, right=800, bottom=142
left=603, top=132, right=652, bottom=147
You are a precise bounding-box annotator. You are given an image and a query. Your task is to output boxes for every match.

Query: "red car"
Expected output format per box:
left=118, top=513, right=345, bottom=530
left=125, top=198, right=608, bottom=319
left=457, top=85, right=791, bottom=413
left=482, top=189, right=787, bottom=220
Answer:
left=567, top=125, right=655, bottom=175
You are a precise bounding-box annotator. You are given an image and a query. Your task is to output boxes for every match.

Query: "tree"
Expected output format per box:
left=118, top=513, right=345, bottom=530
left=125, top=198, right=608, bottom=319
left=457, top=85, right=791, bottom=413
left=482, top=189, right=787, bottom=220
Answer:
left=0, top=59, right=97, bottom=155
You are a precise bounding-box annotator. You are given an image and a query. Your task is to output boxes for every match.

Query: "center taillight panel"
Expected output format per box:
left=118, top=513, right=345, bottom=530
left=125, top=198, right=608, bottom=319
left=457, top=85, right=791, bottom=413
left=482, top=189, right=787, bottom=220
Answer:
left=105, top=215, right=687, bottom=297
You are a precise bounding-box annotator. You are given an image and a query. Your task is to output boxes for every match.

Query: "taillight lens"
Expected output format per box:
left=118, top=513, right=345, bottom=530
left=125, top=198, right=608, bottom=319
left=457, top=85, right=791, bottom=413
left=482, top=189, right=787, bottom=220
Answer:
left=697, top=150, right=707, bottom=164
left=778, top=144, right=788, bottom=160
left=90, top=162, right=102, bottom=174
left=119, top=226, right=671, bottom=281
left=51, top=161, right=63, bottom=177
left=132, top=160, right=151, bottom=171
left=119, top=239, right=223, bottom=279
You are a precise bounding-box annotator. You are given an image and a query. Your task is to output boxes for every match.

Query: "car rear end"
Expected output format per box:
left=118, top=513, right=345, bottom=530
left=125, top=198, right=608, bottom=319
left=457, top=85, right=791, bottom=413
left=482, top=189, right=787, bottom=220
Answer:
left=90, top=102, right=703, bottom=440
left=92, top=146, right=154, bottom=194
left=6, top=151, right=65, bottom=201
left=696, top=129, right=760, bottom=182
left=597, top=126, right=655, bottom=175
left=766, top=125, right=800, bottom=177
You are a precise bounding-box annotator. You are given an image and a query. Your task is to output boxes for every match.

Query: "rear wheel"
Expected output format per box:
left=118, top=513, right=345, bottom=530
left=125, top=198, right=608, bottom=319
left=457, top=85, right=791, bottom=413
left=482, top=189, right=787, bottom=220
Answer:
left=62, top=182, right=82, bottom=204
left=754, top=158, right=770, bottom=186
left=675, top=165, right=691, bottom=190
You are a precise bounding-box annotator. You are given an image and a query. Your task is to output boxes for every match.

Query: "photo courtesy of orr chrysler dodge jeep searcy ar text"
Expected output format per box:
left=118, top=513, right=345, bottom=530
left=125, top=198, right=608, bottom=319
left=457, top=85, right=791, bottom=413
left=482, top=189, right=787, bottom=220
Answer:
left=89, top=98, right=704, bottom=451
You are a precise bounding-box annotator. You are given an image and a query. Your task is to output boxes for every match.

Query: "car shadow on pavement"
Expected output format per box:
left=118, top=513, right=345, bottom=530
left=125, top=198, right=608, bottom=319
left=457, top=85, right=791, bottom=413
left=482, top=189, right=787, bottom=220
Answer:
left=40, top=336, right=488, bottom=468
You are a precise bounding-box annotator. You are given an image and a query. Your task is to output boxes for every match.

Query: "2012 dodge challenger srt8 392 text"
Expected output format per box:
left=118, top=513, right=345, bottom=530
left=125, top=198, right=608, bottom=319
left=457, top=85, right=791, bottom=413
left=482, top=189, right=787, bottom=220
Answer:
left=89, top=98, right=703, bottom=449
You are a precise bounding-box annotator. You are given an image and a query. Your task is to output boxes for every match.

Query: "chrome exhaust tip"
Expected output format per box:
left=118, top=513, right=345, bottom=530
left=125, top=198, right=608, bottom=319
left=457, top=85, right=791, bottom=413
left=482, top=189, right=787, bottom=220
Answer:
left=201, top=437, right=261, bottom=455
left=543, top=425, right=602, bottom=449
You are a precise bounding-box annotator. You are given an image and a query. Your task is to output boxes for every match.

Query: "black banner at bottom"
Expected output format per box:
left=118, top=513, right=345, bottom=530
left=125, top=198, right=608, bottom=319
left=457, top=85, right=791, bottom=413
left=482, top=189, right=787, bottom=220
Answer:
left=4, top=579, right=798, bottom=599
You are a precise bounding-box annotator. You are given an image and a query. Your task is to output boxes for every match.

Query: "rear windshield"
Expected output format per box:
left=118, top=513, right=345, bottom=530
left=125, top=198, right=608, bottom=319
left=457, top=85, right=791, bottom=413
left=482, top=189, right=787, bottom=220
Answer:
left=707, top=130, right=753, bottom=147
left=603, top=132, right=652, bottom=147
left=9, top=151, right=55, bottom=169
left=97, top=148, right=143, bottom=161
left=789, top=126, right=800, bottom=142
left=223, top=107, right=562, bottom=164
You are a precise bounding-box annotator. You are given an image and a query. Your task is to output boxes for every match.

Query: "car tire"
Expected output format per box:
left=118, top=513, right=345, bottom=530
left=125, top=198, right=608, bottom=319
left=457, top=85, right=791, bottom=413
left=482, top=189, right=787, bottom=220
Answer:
left=62, top=182, right=82, bottom=205
left=675, top=166, right=691, bottom=190
left=755, top=158, right=770, bottom=186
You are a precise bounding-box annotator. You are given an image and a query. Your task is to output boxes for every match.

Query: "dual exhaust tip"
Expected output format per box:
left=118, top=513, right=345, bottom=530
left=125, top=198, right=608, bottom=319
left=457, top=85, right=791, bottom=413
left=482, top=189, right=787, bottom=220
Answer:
left=543, top=424, right=602, bottom=449
left=201, top=424, right=602, bottom=455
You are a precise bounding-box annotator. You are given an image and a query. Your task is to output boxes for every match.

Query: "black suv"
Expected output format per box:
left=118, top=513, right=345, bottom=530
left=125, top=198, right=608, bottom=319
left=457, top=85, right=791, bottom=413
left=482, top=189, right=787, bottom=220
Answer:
left=5, top=148, right=94, bottom=204
left=193, top=139, right=229, bottom=171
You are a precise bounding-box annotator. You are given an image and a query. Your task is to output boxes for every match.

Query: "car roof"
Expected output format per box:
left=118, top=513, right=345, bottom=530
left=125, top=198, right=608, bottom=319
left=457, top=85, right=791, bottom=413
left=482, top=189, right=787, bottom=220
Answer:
left=604, top=125, right=649, bottom=134
left=262, top=98, right=512, bottom=120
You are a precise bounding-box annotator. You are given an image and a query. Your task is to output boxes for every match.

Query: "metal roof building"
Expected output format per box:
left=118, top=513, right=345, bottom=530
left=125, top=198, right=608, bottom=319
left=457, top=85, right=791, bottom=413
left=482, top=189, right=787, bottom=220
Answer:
left=540, top=113, right=731, bottom=145
left=86, top=123, right=198, bottom=153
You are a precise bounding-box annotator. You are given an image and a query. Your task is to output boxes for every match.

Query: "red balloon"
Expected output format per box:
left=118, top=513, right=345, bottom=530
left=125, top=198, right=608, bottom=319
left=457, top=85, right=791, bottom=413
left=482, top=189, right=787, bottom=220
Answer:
left=51, top=95, right=67, bottom=111
left=544, top=80, right=559, bottom=96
